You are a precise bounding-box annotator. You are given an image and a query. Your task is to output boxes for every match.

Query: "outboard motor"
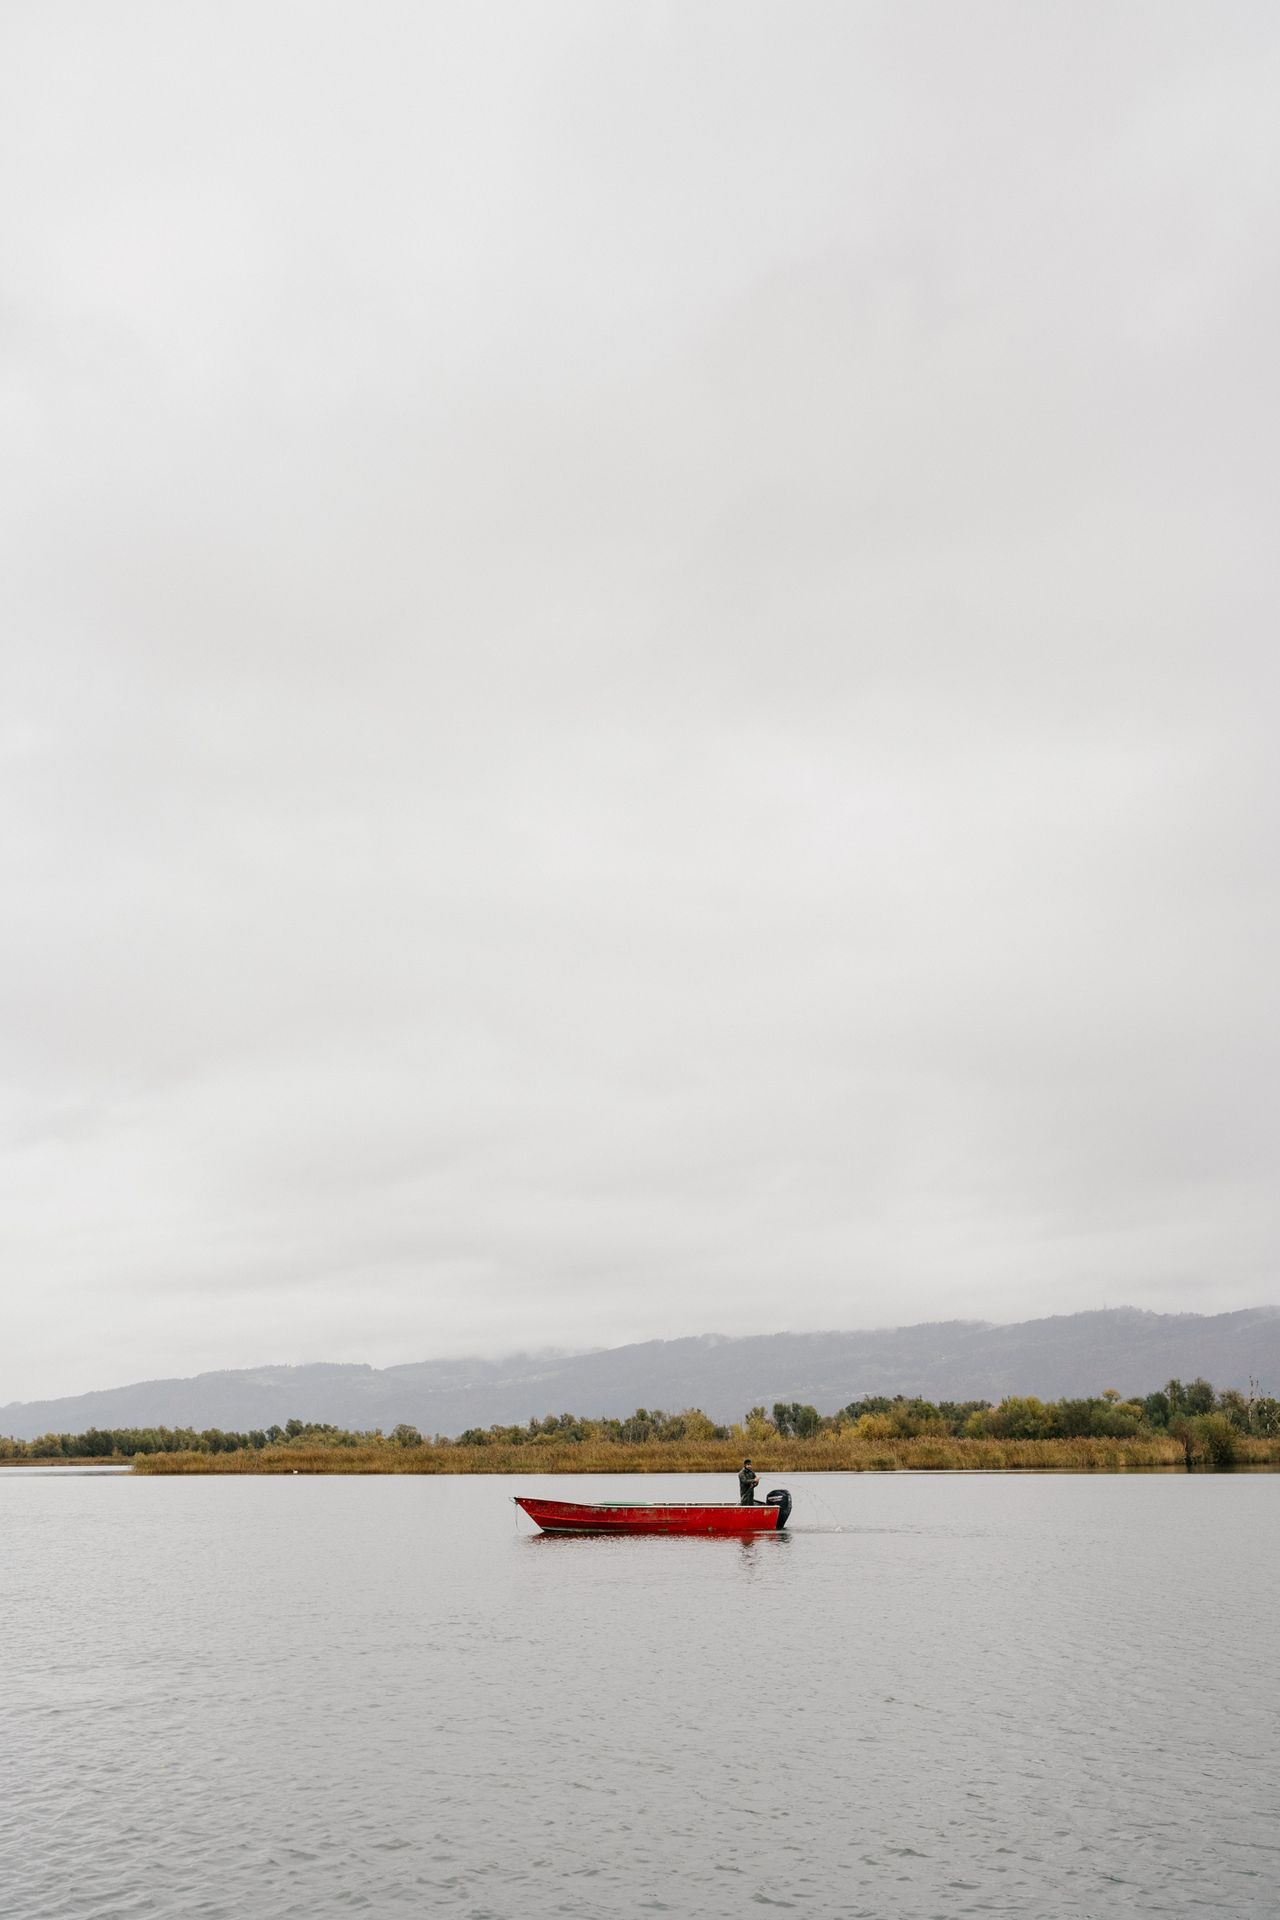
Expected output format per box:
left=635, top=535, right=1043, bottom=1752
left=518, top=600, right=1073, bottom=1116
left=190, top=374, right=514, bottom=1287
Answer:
left=765, top=1488, right=792, bottom=1529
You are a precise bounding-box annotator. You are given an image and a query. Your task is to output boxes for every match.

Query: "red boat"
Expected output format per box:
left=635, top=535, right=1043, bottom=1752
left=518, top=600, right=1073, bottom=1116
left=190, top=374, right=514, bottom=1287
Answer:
left=515, top=1489, right=792, bottom=1535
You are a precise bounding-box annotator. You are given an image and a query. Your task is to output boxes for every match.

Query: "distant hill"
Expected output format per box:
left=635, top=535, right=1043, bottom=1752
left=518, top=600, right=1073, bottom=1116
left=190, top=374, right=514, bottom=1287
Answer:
left=4, top=1308, right=1279, bottom=1440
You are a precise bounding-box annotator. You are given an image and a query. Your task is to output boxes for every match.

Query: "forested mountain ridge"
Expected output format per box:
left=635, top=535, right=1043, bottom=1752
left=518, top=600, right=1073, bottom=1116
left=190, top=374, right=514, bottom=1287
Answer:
left=3, top=1307, right=1278, bottom=1441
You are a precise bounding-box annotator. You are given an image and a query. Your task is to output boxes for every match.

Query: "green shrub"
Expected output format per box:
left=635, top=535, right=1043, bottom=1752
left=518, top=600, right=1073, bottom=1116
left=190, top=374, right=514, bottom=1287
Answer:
left=1194, top=1414, right=1238, bottom=1470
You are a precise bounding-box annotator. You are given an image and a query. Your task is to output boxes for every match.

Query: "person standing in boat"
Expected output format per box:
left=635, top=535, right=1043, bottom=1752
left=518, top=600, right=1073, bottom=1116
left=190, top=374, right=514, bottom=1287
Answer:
left=738, top=1457, right=759, bottom=1505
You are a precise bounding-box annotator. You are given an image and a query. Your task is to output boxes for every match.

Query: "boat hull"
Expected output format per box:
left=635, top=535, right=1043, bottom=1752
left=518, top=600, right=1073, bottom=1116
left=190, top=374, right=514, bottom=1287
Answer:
left=515, top=1496, right=784, bottom=1536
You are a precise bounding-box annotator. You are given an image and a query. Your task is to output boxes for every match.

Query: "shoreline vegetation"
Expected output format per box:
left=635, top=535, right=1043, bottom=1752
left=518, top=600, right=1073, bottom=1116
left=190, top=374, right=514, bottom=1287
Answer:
left=4, top=1379, right=1279, bottom=1474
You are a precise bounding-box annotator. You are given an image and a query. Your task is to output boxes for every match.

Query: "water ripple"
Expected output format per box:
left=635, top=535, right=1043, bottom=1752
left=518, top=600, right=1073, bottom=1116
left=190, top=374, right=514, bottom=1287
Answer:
left=2, top=1471, right=1277, bottom=1917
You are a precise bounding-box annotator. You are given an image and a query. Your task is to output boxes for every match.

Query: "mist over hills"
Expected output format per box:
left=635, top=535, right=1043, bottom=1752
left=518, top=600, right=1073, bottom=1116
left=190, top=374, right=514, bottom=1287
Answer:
left=4, top=1309, right=1278, bottom=1440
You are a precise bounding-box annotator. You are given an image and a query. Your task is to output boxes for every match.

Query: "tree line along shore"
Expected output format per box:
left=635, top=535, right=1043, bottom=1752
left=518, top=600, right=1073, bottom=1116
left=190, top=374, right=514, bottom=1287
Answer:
left=4, top=1379, right=1279, bottom=1473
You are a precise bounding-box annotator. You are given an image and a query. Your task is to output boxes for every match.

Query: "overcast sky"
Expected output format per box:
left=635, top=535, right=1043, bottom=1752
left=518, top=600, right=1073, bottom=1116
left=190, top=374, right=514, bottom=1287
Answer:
left=3, top=2, right=1278, bottom=1402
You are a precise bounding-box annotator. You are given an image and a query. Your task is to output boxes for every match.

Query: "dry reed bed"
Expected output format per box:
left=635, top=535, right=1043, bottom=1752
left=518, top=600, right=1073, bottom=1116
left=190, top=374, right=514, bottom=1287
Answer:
left=0, top=1455, right=121, bottom=1468
left=131, top=1434, right=1280, bottom=1474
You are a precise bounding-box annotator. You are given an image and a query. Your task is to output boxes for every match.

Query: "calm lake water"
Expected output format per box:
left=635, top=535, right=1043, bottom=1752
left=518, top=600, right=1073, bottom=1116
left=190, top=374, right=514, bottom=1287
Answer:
left=2, top=1470, right=1277, bottom=1918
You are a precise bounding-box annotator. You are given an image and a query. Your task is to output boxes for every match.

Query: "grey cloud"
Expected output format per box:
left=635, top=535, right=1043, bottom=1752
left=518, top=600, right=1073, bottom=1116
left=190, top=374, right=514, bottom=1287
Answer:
left=3, top=2, right=1279, bottom=1398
